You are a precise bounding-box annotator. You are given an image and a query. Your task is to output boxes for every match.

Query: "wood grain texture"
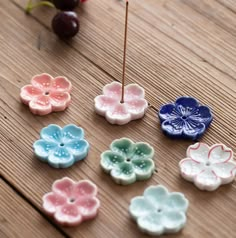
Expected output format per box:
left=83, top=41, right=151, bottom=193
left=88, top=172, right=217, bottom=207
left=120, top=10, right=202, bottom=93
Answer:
left=0, top=179, right=64, bottom=238
left=0, top=0, right=236, bottom=238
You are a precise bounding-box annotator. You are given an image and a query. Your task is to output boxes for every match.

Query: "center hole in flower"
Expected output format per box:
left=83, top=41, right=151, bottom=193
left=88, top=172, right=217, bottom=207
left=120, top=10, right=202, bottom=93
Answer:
left=69, top=198, right=75, bottom=203
left=157, top=208, right=162, bottom=213
left=182, top=116, right=187, bottom=120
left=205, top=161, right=211, bottom=166
left=126, top=158, right=131, bottom=162
left=60, top=143, right=65, bottom=147
left=44, top=91, right=50, bottom=96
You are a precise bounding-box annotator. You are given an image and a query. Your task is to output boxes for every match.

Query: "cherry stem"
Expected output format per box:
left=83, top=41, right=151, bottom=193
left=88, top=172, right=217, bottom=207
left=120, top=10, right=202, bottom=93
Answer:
left=25, top=0, right=55, bottom=14
left=121, top=1, right=129, bottom=104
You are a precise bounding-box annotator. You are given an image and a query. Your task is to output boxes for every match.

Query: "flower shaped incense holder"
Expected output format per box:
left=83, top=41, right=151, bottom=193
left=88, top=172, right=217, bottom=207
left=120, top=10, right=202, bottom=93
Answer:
left=20, top=73, right=72, bottom=115
left=43, top=177, right=100, bottom=226
left=179, top=143, right=236, bottom=191
left=100, top=138, right=155, bottom=185
left=129, top=185, right=189, bottom=236
left=158, top=97, right=213, bottom=140
left=33, top=124, right=89, bottom=168
left=94, top=82, right=148, bottom=125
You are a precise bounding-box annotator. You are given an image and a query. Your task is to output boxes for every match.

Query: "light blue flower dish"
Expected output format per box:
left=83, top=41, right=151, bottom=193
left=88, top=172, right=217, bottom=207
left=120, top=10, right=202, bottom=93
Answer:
left=33, top=124, right=90, bottom=168
left=158, top=96, right=213, bottom=140
left=129, top=185, right=189, bottom=236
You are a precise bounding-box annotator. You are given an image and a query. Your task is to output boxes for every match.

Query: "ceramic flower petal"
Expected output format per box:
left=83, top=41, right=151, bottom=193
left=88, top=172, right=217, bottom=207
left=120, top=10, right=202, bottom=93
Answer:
left=20, top=73, right=72, bottom=115
left=158, top=96, right=213, bottom=140
left=40, top=124, right=62, bottom=143
left=132, top=159, right=155, bottom=180
left=132, top=142, right=155, bottom=160
left=195, top=169, right=221, bottom=191
left=76, top=197, right=100, bottom=219
left=29, top=95, right=52, bottom=115
left=125, top=99, right=148, bottom=119
left=100, top=151, right=125, bottom=172
left=162, top=211, right=186, bottom=233
left=34, top=124, right=89, bottom=168
left=53, top=177, right=75, bottom=197
left=159, top=104, right=177, bottom=121
left=33, top=139, right=58, bottom=161
left=66, top=140, right=89, bottom=161
left=183, top=120, right=205, bottom=139
left=94, top=95, right=118, bottom=116
left=106, top=103, right=131, bottom=125
left=43, top=177, right=100, bottom=226
left=129, top=185, right=188, bottom=236
left=208, top=144, right=232, bottom=163
left=179, top=159, right=205, bottom=181
left=101, top=138, right=155, bottom=185
left=129, top=197, right=154, bottom=219
left=50, top=92, right=71, bottom=111
left=72, top=180, right=98, bottom=198
left=111, top=162, right=136, bottom=185
left=188, top=106, right=213, bottom=124
left=175, top=97, right=199, bottom=108
left=103, top=81, right=122, bottom=100
left=110, top=138, right=134, bottom=157
left=54, top=204, right=82, bottom=226
left=137, top=212, right=164, bottom=236
left=20, top=85, right=43, bottom=104
left=31, top=73, right=53, bottom=90
left=211, top=162, right=236, bottom=183
left=43, top=192, right=67, bottom=215
left=187, top=143, right=209, bottom=163
left=179, top=143, right=236, bottom=191
left=164, top=193, right=189, bottom=212
left=48, top=147, right=74, bottom=168
left=124, top=84, right=145, bottom=101
left=144, top=185, right=169, bottom=208
left=95, top=82, right=148, bottom=125
left=51, top=76, right=72, bottom=92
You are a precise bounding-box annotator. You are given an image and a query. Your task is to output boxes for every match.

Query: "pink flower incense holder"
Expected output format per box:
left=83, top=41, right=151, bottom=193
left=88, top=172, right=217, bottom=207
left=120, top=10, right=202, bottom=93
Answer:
left=42, top=177, right=100, bottom=226
left=95, top=1, right=148, bottom=125
left=94, top=82, right=148, bottom=125
left=20, top=73, right=72, bottom=115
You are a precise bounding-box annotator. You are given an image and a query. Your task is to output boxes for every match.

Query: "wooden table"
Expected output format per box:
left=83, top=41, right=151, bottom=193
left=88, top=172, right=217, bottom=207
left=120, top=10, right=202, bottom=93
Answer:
left=1, top=0, right=236, bottom=237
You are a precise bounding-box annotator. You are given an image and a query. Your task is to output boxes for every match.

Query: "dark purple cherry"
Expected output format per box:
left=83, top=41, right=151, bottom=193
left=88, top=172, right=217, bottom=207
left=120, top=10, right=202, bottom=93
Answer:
left=53, top=0, right=80, bottom=10
left=52, top=11, right=80, bottom=38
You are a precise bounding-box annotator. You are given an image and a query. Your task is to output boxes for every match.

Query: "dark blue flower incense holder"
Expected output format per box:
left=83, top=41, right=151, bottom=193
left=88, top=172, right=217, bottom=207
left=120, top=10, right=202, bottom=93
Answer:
left=158, top=97, right=213, bottom=140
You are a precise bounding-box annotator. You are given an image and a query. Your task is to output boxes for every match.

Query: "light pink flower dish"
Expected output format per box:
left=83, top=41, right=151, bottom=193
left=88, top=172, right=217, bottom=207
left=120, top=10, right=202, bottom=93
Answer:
left=20, top=73, right=72, bottom=115
left=94, top=82, right=148, bottom=125
left=42, top=177, right=100, bottom=226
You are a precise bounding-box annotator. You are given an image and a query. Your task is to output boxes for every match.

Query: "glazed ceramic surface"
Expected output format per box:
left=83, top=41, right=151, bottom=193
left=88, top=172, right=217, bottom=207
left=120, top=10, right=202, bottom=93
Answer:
left=43, top=177, right=100, bottom=226
left=33, top=124, right=89, bottom=168
left=20, top=73, right=72, bottom=115
left=100, top=138, right=155, bottom=185
left=94, top=82, right=148, bottom=125
left=158, top=97, right=213, bottom=140
left=179, top=143, right=236, bottom=191
left=129, top=185, right=189, bottom=236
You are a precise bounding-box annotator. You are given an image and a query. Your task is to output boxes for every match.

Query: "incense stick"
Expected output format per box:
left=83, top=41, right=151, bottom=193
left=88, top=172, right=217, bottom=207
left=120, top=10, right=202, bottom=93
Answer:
left=121, top=0, right=129, bottom=103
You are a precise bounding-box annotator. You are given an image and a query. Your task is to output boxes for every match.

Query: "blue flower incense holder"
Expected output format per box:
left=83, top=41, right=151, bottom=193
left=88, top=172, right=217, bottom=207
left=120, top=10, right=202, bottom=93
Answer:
left=33, top=124, right=90, bottom=168
left=158, top=97, right=213, bottom=140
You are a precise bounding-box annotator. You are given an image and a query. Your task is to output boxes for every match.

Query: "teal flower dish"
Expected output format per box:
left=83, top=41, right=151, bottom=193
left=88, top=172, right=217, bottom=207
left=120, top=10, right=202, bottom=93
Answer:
left=100, top=138, right=155, bottom=185
left=33, top=124, right=90, bottom=168
left=129, top=185, right=189, bottom=236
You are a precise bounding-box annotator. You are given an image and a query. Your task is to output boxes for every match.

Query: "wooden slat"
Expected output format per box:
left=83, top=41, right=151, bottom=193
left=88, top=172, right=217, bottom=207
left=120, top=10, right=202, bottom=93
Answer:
left=217, top=0, right=236, bottom=13
left=0, top=179, right=64, bottom=238
left=0, top=1, right=236, bottom=238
